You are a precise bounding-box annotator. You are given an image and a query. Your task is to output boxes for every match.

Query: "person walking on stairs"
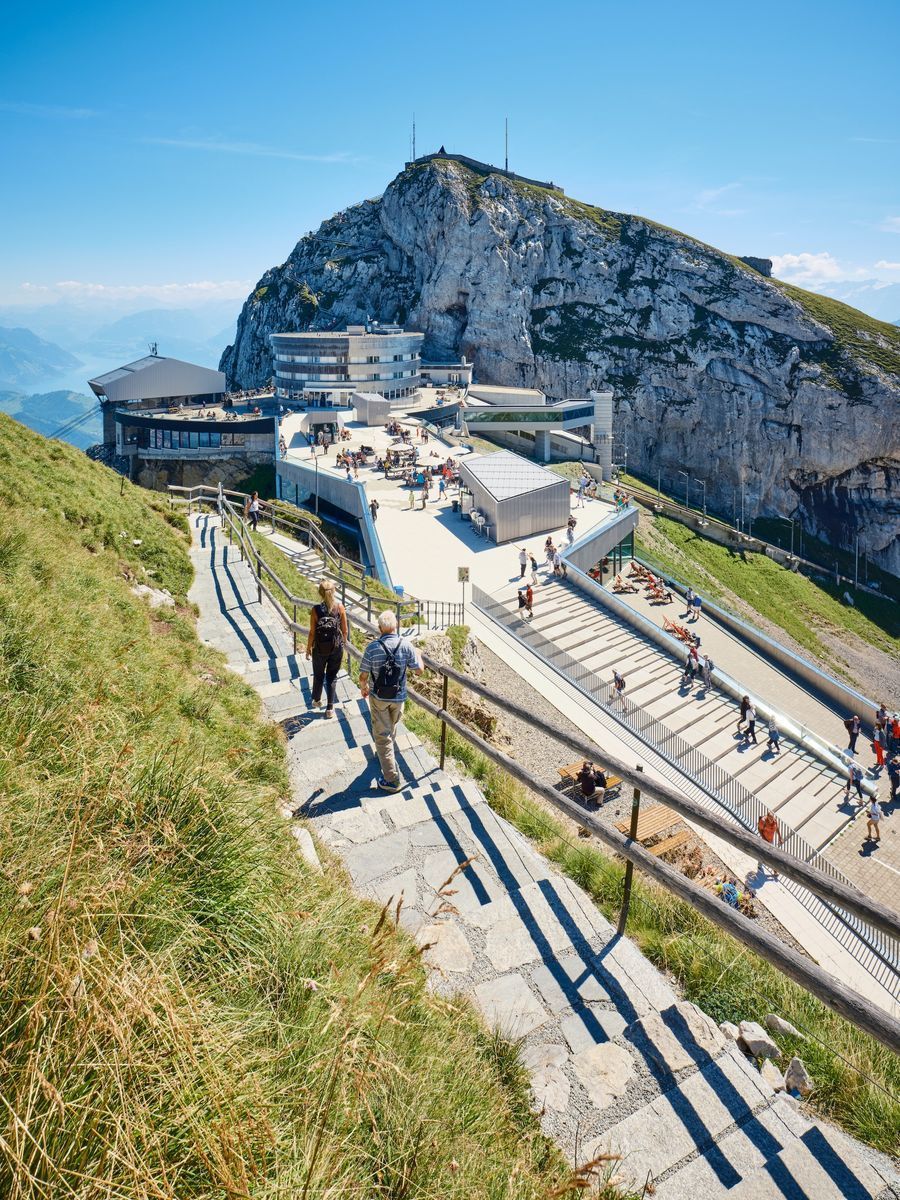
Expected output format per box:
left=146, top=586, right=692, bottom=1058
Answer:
left=766, top=719, right=781, bottom=755
left=525, top=583, right=534, bottom=619
left=358, top=610, right=423, bottom=792
left=612, top=670, right=627, bottom=710
left=369, top=498, right=379, bottom=522
left=244, top=491, right=261, bottom=531
left=757, top=810, right=783, bottom=877
left=518, top=547, right=528, bottom=579
left=529, top=553, right=539, bottom=585
left=306, top=580, right=348, bottom=720
left=742, top=703, right=758, bottom=746
left=886, top=754, right=900, bottom=803
left=701, top=654, right=713, bottom=690
left=737, top=694, right=750, bottom=733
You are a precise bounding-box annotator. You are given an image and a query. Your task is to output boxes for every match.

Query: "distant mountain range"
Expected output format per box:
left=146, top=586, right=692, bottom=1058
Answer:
left=0, top=302, right=240, bottom=395
left=0, top=389, right=100, bottom=449
left=0, top=326, right=81, bottom=392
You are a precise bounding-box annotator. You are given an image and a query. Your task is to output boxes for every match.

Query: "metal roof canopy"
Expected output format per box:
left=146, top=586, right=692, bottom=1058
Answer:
left=459, top=451, right=564, bottom=502
left=89, top=355, right=226, bottom=404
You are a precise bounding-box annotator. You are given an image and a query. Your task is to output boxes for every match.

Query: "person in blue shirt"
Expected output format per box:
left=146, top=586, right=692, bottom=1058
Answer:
left=358, top=611, right=424, bottom=791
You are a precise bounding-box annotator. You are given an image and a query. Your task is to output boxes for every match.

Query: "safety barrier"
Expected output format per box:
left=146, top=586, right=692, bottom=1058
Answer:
left=471, top=582, right=899, bottom=998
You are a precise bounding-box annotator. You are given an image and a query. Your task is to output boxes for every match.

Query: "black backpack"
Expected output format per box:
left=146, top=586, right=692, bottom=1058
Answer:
left=373, top=635, right=404, bottom=700
left=314, top=603, right=343, bottom=654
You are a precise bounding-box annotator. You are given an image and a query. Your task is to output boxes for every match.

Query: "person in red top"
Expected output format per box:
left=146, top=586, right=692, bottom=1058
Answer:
left=757, top=810, right=783, bottom=879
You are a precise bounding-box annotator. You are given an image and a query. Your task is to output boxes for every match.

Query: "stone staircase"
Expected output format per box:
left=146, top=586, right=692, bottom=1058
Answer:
left=491, top=580, right=860, bottom=857
left=187, top=513, right=896, bottom=1200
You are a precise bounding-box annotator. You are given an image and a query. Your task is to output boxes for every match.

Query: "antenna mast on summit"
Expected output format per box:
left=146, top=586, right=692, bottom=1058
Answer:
left=412, top=113, right=416, bottom=161
left=504, top=117, right=508, bottom=173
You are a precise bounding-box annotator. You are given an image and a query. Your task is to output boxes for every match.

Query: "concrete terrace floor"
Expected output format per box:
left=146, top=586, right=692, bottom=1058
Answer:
left=186, top=509, right=898, bottom=1200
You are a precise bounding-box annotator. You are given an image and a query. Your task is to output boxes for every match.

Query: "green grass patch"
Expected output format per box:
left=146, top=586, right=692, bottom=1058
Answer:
left=775, top=283, right=900, bottom=378
left=0, top=414, right=585, bottom=1199
left=637, top=516, right=899, bottom=672
left=403, top=706, right=900, bottom=1155
left=445, top=623, right=469, bottom=671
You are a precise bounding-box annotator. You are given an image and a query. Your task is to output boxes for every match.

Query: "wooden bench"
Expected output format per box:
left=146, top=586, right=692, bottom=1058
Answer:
left=615, top=803, right=678, bottom=843
left=557, top=762, right=623, bottom=800
left=647, top=830, right=690, bottom=858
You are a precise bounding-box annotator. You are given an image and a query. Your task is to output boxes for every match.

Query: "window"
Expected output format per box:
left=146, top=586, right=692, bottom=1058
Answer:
left=199, top=431, right=210, bottom=448
left=163, top=429, right=172, bottom=448
left=210, top=431, right=221, bottom=448
left=189, top=432, right=199, bottom=449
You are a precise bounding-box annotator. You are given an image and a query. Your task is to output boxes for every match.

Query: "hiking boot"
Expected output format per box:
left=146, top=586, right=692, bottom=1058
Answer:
left=377, top=777, right=401, bottom=792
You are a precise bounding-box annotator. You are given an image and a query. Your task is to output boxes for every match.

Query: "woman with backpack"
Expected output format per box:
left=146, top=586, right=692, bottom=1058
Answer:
left=306, top=579, right=349, bottom=719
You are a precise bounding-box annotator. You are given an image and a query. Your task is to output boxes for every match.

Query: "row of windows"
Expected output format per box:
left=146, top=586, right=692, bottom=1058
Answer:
left=147, top=428, right=245, bottom=449
left=275, top=369, right=419, bottom=383
left=274, top=352, right=419, bottom=365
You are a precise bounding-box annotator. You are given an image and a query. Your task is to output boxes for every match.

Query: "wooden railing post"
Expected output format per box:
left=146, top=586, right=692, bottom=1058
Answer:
left=618, top=765, right=643, bottom=934
left=439, top=672, right=449, bottom=770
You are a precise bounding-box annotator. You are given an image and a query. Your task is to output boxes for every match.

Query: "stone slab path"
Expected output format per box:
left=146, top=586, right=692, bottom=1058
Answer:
left=188, top=512, right=897, bottom=1200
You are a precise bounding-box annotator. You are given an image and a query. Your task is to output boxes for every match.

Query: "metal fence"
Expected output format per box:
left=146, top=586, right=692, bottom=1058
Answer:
left=472, top=583, right=900, bottom=994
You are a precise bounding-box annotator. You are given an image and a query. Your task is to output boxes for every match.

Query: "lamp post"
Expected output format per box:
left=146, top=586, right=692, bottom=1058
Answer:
left=677, top=469, right=690, bottom=512
left=693, top=478, right=706, bottom=518
left=779, top=516, right=795, bottom=557
left=312, top=446, right=320, bottom=517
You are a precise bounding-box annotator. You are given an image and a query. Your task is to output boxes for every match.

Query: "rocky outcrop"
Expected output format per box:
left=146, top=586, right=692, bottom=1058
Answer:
left=222, top=158, right=900, bottom=573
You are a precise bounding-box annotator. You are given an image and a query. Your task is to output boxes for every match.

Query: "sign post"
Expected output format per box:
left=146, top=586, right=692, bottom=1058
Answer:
left=458, top=566, right=469, bottom=621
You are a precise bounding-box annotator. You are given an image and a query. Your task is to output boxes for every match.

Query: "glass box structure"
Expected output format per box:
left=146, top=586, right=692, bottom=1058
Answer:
left=458, top=451, right=570, bottom=543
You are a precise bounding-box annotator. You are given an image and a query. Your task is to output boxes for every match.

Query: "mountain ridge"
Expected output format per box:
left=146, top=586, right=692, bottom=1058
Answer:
left=222, top=157, right=900, bottom=574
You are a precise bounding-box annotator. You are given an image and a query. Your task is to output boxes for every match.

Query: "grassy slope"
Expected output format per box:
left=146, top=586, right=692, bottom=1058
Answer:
left=0, top=416, right=582, bottom=1199
left=637, top=515, right=899, bottom=676
left=775, top=283, right=900, bottom=378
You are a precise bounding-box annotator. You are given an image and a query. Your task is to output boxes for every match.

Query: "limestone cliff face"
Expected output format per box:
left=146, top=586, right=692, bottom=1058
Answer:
left=222, top=159, right=900, bottom=573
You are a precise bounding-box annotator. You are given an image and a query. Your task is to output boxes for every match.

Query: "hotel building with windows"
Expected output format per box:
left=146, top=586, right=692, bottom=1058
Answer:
left=271, top=324, right=424, bottom=408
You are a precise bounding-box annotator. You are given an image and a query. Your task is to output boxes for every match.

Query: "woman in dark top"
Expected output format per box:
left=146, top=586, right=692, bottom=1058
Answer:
left=306, top=579, right=349, bottom=718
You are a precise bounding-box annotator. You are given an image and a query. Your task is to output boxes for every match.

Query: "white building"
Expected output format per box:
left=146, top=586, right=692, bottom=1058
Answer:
left=270, top=324, right=424, bottom=408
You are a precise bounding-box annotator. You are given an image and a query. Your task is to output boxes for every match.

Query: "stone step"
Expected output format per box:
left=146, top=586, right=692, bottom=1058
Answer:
left=724, top=1122, right=885, bottom=1199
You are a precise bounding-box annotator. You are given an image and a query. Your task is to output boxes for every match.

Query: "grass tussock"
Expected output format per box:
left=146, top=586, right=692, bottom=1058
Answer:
left=403, top=707, right=900, bottom=1156
left=0, top=417, right=593, bottom=1199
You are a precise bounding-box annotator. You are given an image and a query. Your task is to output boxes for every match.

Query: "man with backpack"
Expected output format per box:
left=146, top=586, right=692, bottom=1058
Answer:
left=358, top=610, right=423, bottom=791
left=306, top=580, right=349, bottom=719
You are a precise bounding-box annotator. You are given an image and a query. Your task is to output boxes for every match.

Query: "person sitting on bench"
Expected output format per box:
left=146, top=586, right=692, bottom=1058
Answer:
left=577, top=761, right=607, bottom=804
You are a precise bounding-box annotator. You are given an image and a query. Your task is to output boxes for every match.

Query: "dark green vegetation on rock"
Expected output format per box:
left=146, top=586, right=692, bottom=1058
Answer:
left=0, top=415, right=586, bottom=1199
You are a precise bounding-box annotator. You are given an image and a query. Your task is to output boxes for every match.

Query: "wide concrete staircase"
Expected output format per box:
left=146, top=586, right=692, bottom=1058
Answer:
left=185, top=512, right=897, bottom=1200
left=491, top=581, right=859, bottom=857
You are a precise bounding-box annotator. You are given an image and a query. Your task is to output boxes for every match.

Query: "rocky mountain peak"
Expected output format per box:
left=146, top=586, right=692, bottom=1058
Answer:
left=222, top=158, right=900, bottom=573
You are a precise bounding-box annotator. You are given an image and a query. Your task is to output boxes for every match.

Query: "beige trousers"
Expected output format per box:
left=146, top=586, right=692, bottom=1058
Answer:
left=368, top=696, right=404, bottom=784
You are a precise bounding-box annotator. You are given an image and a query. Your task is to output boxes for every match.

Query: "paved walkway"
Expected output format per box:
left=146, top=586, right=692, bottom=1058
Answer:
left=186, top=511, right=896, bottom=1200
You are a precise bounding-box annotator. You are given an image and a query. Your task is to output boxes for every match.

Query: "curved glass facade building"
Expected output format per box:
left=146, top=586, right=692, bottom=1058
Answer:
left=271, top=324, right=424, bottom=407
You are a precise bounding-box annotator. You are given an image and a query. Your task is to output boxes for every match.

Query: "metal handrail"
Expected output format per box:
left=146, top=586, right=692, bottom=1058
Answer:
left=171, top=483, right=465, bottom=631
left=196, top=501, right=900, bottom=1052
left=471, top=582, right=900, bottom=990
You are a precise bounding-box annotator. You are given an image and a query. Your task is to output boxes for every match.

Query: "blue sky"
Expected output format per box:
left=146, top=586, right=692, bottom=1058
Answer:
left=2, top=0, right=899, bottom=319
